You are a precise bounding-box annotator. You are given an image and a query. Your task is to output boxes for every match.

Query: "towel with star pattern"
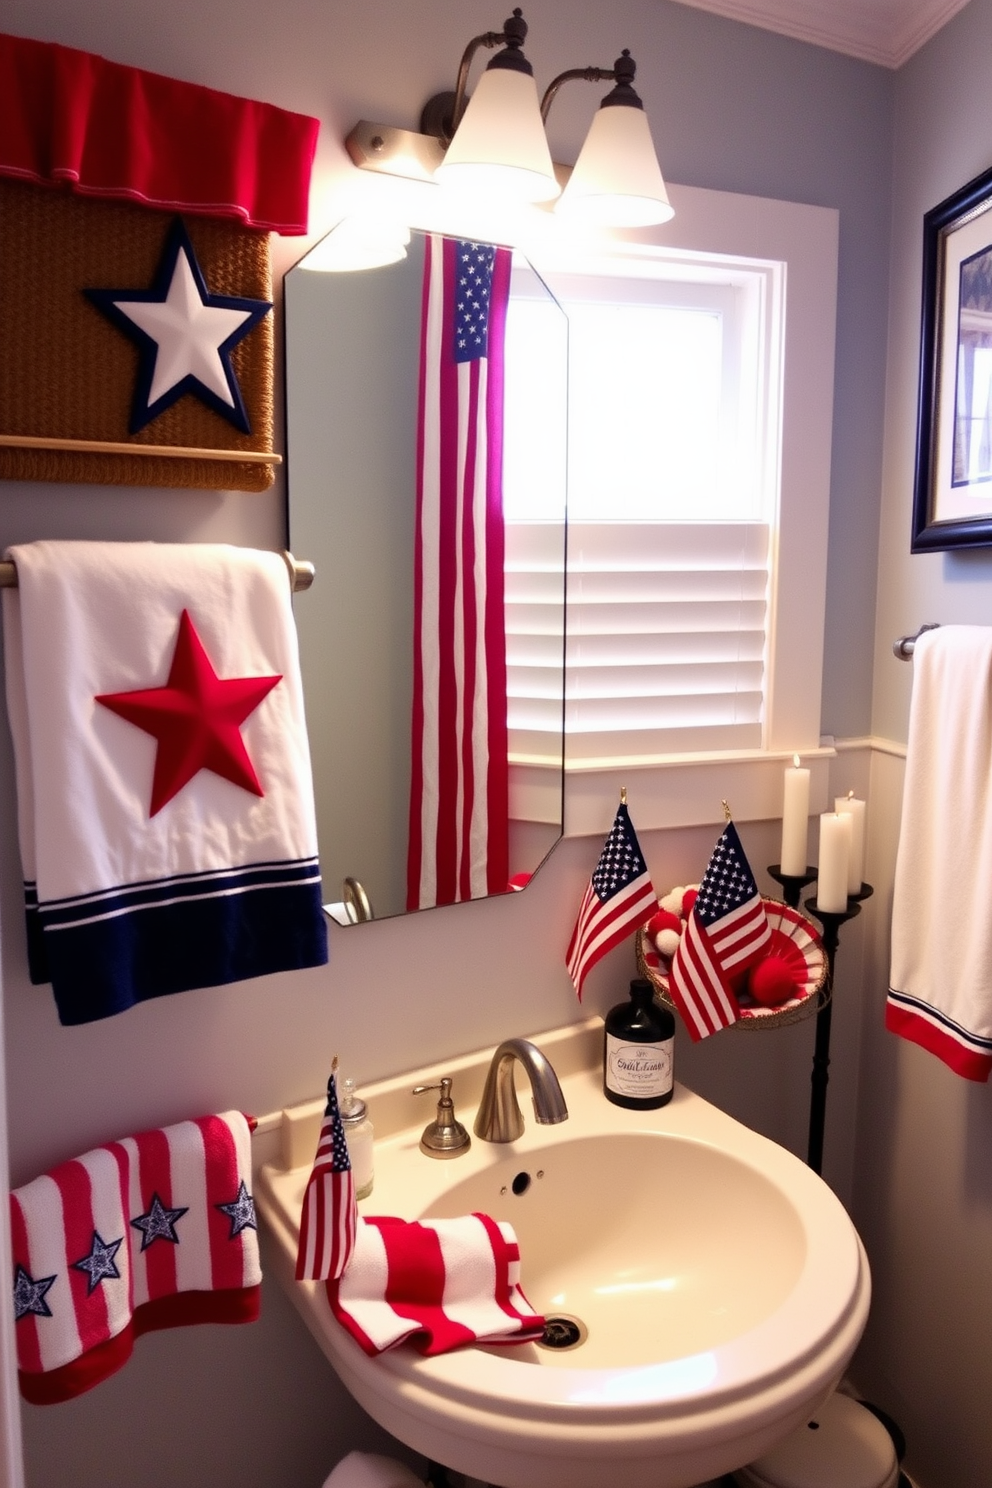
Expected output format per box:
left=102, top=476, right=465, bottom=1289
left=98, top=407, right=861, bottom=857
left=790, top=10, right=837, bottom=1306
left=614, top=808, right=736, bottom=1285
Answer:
left=10, top=1111, right=260, bottom=1404
left=2, top=540, right=328, bottom=1024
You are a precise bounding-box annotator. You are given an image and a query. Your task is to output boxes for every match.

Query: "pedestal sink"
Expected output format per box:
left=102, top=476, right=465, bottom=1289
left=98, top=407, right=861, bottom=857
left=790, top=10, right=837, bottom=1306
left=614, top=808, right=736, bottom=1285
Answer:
left=255, top=1018, right=870, bottom=1488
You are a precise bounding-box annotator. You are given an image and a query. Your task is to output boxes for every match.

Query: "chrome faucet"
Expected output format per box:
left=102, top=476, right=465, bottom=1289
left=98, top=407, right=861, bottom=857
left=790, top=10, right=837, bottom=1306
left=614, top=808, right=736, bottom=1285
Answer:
left=473, top=1038, right=569, bottom=1142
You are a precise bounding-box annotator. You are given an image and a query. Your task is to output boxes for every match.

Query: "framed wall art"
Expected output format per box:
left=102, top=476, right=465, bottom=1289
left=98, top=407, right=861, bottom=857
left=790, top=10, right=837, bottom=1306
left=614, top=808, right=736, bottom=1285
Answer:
left=912, top=163, right=992, bottom=551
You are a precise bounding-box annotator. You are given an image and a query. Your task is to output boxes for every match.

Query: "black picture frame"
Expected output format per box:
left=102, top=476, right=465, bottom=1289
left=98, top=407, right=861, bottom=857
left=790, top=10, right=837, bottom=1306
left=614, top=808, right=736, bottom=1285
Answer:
left=913, top=163, right=992, bottom=551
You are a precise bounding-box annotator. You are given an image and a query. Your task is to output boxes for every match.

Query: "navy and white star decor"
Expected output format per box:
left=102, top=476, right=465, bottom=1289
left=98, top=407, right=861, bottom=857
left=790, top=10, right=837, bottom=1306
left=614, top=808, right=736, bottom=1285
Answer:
left=13, top=1264, right=57, bottom=1321
left=453, top=241, right=497, bottom=365
left=216, top=1180, right=257, bottom=1239
left=693, top=824, right=762, bottom=926
left=130, top=1193, right=189, bottom=1251
left=84, top=217, right=272, bottom=434
left=71, top=1231, right=123, bottom=1295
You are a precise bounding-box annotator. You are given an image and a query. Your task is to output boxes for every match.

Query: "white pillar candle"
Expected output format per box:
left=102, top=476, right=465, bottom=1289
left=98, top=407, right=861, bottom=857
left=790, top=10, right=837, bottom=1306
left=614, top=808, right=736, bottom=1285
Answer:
left=835, top=793, right=867, bottom=894
left=817, top=812, right=852, bottom=913
left=780, top=755, right=811, bottom=876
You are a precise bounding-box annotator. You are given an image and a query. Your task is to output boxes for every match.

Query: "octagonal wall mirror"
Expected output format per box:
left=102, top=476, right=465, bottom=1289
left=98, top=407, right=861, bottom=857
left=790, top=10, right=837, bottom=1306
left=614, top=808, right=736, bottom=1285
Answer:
left=286, top=226, right=568, bottom=922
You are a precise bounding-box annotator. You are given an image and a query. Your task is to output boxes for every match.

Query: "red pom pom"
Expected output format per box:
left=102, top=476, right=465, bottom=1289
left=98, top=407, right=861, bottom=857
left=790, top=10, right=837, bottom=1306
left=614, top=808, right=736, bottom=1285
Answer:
left=748, top=955, right=799, bottom=1008
left=682, top=888, right=698, bottom=917
left=647, top=909, right=682, bottom=937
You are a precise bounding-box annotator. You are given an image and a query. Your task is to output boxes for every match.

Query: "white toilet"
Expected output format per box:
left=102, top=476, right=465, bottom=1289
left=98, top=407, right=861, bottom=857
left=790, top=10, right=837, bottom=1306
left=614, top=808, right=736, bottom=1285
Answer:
left=732, top=1392, right=900, bottom=1488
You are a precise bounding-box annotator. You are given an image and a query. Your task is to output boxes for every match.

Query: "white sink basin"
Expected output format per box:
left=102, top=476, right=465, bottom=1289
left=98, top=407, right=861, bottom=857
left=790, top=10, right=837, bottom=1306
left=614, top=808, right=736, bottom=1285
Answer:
left=255, top=1019, right=870, bottom=1488
left=426, top=1132, right=807, bottom=1370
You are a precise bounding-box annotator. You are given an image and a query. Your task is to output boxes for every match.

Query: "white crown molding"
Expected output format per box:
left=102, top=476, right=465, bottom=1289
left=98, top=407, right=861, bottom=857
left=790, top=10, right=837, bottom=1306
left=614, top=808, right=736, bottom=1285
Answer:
left=669, top=0, right=972, bottom=68
left=889, top=0, right=972, bottom=64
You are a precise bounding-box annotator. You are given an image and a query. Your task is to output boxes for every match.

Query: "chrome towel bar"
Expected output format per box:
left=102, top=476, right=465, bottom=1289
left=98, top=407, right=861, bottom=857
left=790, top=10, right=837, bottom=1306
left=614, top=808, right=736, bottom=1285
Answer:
left=893, top=622, right=939, bottom=660
left=0, top=549, right=315, bottom=593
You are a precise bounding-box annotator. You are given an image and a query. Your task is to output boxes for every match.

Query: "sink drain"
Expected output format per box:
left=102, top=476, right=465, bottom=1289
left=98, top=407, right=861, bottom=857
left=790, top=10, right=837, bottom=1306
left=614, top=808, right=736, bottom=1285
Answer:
left=537, top=1314, right=587, bottom=1351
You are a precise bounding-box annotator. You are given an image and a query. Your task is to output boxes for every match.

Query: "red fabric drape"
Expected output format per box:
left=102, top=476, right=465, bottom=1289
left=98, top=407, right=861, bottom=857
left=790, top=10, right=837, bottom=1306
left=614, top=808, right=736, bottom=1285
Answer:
left=0, top=32, right=319, bottom=234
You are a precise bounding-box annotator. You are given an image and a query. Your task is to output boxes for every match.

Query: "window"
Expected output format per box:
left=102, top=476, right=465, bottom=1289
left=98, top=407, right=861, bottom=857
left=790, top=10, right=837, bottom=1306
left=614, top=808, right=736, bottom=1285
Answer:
left=505, top=249, right=779, bottom=767
left=504, top=184, right=839, bottom=831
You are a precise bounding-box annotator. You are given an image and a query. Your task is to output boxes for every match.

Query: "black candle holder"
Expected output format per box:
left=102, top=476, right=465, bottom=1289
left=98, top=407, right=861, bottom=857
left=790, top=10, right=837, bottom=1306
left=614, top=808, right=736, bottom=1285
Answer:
left=765, top=862, right=874, bottom=1177
left=803, top=886, right=873, bottom=1177
left=767, top=864, right=818, bottom=911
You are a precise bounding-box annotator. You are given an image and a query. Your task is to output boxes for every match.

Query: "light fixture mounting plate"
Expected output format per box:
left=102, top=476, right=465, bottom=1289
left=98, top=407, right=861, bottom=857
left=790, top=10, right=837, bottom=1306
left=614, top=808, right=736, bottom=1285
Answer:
left=345, top=121, right=447, bottom=183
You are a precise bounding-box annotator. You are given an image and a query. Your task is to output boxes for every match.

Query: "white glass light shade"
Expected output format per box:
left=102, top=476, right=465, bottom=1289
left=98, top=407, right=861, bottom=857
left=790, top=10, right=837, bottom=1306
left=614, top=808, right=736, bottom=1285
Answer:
left=556, top=103, right=673, bottom=227
left=297, top=217, right=411, bottom=273
left=435, top=68, right=560, bottom=203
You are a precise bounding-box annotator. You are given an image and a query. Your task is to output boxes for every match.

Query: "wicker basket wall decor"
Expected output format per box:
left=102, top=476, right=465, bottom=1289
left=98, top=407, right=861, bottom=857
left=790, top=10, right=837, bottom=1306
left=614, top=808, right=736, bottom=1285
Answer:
left=0, top=179, right=276, bottom=491
left=636, top=897, right=828, bottom=1031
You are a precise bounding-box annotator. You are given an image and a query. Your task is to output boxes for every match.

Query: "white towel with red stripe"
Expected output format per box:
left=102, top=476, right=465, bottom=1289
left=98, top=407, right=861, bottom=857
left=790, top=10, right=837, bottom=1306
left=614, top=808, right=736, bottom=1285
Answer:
left=327, top=1213, right=545, bottom=1356
left=887, top=625, right=992, bottom=1080
left=10, top=1111, right=260, bottom=1404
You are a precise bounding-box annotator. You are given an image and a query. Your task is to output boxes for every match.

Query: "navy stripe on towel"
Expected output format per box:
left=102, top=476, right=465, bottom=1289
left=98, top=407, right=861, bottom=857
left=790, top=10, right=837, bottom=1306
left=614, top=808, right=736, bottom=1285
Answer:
left=22, top=882, right=50, bottom=987
left=36, top=860, right=329, bottom=1025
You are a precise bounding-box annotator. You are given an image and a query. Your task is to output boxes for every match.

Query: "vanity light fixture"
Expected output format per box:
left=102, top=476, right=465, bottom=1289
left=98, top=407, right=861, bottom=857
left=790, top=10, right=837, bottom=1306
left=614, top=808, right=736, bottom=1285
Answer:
left=550, top=50, right=673, bottom=227
left=432, top=8, right=558, bottom=203
left=344, top=9, right=673, bottom=227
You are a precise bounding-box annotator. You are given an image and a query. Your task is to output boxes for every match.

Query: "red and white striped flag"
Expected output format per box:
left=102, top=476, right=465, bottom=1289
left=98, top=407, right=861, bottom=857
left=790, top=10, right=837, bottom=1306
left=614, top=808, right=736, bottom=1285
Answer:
left=295, top=1066, right=356, bottom=1282
left=668, top=820, right=771, bottom=1041
left=566, top=800, right=657, bottom=1000
left=407, top=235, right=511, bottom=911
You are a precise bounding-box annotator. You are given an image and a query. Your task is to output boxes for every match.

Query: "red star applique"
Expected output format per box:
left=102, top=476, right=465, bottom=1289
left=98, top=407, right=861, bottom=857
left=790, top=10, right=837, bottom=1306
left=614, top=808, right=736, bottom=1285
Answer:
left=96, top=609, right=282, bottom=816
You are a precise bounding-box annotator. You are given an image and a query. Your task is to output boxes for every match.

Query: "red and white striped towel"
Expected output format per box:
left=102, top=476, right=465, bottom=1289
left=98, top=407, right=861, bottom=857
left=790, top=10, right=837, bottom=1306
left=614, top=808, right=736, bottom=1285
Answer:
left=10, top=1111, right=260, bottom=1404
left=327, top=1214, right=545, bottom=1356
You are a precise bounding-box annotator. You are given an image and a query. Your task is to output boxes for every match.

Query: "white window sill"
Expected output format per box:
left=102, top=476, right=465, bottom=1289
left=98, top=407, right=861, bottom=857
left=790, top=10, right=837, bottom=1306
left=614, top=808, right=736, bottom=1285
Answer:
left=510, top=746, right=838, bottom=835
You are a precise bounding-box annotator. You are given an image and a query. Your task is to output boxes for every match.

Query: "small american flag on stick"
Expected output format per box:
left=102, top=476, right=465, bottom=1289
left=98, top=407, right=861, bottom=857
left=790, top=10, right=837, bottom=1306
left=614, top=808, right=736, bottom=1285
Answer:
left=566, top=795, right=657, bottom=1000
left=295, top=1060, right=357, bottom=1282
left=668, top=819, right=771, bottom=1041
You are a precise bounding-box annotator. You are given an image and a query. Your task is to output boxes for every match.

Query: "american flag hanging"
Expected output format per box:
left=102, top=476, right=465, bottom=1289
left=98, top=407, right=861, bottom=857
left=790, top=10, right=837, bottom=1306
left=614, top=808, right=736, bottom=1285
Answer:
left=295, top=1067, right=356, bottom=1282
left=668, top=820, right=771, bottom=1041
left=407, top=236, right=511, bottom=911
left=566, top=801, right=658, bottom=1000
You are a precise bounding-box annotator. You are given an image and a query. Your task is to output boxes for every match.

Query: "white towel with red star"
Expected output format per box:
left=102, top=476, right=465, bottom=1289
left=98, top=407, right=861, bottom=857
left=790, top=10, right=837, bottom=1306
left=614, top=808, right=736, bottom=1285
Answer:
left=2, top=540, right=327, bottom=1024
left=10, top=1111, right=260, bottom=1404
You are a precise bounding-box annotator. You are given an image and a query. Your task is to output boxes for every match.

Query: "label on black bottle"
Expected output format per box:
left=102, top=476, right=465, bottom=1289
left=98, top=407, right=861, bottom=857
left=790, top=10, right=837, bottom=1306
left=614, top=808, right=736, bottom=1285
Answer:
left=605, top=1034, right=674, bottom=1100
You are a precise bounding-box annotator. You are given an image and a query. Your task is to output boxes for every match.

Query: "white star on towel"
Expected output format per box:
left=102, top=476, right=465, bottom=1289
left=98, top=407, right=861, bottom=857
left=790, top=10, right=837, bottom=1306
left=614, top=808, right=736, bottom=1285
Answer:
left=130, top=1192, right=189, bottom=1251
left=216, top=1180, right=257, bottom=1239
left=111, top=244, right=252, bottom=409
left=71, top=1230, right=123, bottom=1295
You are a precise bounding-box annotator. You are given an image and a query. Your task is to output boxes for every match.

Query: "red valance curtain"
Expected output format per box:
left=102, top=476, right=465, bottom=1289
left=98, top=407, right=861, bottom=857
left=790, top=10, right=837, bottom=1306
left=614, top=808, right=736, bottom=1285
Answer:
left=0, top=32, right=319, bottom=234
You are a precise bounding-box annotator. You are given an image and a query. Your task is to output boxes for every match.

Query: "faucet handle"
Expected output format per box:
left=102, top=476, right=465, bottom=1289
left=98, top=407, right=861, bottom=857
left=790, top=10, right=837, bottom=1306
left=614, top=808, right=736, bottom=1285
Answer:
left=412, top=1078, right=472, bottom=1159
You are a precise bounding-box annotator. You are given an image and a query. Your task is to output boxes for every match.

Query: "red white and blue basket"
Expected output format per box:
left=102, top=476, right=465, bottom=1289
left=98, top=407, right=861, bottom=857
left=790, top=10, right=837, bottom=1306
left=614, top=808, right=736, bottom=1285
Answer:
left=636, top=898, right=827, bottom=1031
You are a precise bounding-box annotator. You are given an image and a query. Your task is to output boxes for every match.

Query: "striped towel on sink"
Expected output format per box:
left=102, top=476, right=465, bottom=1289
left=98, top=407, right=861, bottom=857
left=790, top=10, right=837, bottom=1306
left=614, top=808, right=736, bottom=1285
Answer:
left=326, top=1213, right=544, bottom=1355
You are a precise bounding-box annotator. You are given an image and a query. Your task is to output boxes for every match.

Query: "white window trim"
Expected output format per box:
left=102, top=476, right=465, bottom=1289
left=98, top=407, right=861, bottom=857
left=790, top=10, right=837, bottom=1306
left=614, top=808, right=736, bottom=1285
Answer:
left=518, top=180, right=840, bottom=836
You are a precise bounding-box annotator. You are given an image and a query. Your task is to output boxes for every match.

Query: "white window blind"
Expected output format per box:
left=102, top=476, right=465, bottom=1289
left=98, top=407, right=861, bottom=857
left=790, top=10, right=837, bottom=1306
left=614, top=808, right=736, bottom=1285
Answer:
left=506, top=518, right=768, bottom=766
left=503, top=241, right=778, bottom=771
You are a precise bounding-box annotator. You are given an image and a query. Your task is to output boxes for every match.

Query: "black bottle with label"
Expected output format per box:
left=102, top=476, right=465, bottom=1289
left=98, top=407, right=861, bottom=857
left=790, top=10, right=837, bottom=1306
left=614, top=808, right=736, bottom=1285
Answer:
left=603, top=977, right=676, bottom=1109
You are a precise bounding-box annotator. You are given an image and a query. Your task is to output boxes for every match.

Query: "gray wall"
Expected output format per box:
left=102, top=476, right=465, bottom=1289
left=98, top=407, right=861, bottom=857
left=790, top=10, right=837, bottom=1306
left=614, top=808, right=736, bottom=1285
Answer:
left=849, top=4, right=992, bottom=1487
left=0, top=2, right=894, bottom=1485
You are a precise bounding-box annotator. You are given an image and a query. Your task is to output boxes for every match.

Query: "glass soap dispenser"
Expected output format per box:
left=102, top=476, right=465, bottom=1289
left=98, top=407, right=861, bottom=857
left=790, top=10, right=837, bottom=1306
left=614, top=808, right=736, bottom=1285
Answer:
left=604, top=977, right=676, bottom=1109
left=339, top=1077, right=374, bottom=1199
